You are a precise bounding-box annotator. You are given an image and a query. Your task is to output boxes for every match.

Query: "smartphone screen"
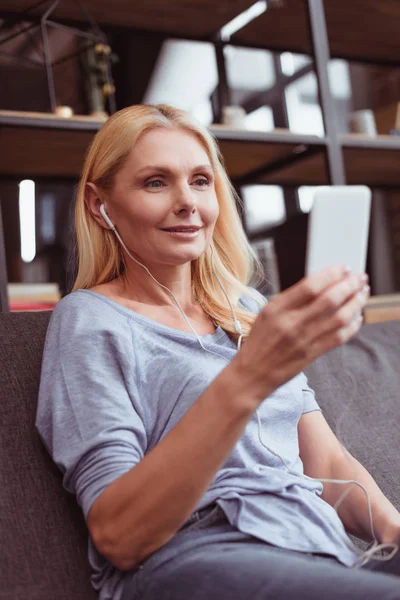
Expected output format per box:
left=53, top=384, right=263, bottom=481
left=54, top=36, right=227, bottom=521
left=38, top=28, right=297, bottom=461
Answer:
left=305, top=186, right=372, bottom=276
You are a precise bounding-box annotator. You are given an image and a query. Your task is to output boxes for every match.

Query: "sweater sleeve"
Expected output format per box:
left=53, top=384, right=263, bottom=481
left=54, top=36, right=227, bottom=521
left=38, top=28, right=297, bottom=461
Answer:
left=35, top=292, right=147, bottom=522
left=299, top=372, right=321, bottom=414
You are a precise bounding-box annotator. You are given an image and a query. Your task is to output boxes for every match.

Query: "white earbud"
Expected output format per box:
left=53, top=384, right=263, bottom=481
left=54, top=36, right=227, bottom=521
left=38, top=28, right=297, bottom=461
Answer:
left=99, top=204, right=116, bottom=231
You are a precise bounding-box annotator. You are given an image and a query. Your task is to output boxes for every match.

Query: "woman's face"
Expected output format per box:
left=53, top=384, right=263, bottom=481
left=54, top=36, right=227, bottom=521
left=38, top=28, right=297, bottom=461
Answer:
left=103, top=127, right=219, bottom=268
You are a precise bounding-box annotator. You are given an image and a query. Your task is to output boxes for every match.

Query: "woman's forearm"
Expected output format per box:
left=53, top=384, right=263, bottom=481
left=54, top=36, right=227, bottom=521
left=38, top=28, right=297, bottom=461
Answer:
left=88, top=361, right=267, bottom=571
left=325, top=450, right=400, bottom=545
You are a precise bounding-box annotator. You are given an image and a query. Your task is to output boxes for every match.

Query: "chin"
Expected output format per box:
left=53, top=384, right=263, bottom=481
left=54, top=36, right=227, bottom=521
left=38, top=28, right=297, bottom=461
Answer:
left=165, top=246, right=206, bottom=265
left=163, top=236, right=208, bottom=259
left=169, top=252, right=203, bottom=265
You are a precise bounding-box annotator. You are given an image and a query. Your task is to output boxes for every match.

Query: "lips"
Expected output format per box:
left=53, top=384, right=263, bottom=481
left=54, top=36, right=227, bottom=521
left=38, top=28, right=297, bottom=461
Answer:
left=161, top=226, right=202, bottom=232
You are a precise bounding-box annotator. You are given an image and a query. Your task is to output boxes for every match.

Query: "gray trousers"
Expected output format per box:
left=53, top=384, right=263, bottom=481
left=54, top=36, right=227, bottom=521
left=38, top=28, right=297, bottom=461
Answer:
left=121, top=505, right=400, bottom=600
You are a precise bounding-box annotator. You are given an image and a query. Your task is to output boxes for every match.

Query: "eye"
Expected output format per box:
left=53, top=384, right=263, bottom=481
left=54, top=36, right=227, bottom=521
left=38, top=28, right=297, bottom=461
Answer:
left=146, top=179, right=164, bottom=189
left=193, top=177, right=210, bottom=187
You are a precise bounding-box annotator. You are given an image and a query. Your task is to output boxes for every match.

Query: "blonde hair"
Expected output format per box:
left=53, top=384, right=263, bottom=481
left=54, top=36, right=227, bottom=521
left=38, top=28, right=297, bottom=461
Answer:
left=72, top=104, right=263, bottom=340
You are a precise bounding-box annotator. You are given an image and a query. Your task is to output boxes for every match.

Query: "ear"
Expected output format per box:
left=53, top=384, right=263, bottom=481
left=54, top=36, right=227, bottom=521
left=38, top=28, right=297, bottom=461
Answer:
left=85, top=183, right=112, bottom=230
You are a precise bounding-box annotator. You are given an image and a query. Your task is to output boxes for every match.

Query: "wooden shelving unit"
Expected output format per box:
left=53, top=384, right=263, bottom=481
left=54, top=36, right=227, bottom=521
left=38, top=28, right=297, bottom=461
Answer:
left=1, top=0, right=400, bottom=312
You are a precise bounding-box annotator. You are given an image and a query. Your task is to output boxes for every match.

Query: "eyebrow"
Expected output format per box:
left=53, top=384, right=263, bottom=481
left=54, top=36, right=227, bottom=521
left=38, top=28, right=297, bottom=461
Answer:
left=135, top=164, right=213, bottom=176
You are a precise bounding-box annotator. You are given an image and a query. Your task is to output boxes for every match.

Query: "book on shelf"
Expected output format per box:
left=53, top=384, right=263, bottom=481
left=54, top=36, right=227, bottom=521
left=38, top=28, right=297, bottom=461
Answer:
left=8, top=283, right=61, bottom=312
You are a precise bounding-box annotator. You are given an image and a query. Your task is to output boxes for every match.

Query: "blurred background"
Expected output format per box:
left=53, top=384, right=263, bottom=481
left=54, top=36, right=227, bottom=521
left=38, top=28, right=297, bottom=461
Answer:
left=0, top=0, right=399, bottom=322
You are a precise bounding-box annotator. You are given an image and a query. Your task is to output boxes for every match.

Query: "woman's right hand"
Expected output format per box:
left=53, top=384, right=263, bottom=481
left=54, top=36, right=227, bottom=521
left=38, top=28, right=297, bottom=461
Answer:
left=232, top=265, right=370, bottom=403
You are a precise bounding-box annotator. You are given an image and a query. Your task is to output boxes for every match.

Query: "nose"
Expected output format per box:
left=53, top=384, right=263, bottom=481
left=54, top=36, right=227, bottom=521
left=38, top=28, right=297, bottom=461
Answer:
left=173, top=182, right=197, bottom=216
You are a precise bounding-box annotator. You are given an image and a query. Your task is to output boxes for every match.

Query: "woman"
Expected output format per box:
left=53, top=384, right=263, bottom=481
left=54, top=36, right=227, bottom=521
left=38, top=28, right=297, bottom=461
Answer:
left=36, top=104, right=400, bottom=600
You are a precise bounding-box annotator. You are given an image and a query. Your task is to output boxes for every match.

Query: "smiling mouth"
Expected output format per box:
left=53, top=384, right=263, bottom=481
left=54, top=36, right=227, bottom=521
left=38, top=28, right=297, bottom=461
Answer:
left=161, top=226, right=202, bottom=232
left=160, top=226, right=202, bottom=239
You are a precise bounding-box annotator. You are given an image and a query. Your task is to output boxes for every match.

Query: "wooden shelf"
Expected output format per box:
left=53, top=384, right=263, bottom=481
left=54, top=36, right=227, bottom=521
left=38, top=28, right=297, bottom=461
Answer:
left=0, top=110, right=103, bottom=179
left=0, top=111, right=327, bottom=183
left=257, top=146, right=328, bottom=187
left=209, top=126, right=326, bottom=185
left=3, top=112, right=400, bottom=188
left=0, top=0, right=255, bottom=39
left=254, top=134, right=400, bottom=188
left=232, top=0, right=400, bottom=65
left=0, top=109, right=107, bottom=128
left=342, top=134, right=400, bottom=187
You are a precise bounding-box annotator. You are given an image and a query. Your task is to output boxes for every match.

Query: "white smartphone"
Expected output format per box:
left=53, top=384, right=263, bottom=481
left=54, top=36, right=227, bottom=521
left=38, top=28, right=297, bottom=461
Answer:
left=305, top=186, right=372, bottom=276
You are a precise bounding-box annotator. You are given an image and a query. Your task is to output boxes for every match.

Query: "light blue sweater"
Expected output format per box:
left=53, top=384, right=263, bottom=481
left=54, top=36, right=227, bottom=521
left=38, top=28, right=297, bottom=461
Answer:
left=36, top=289, right=358, bottom=599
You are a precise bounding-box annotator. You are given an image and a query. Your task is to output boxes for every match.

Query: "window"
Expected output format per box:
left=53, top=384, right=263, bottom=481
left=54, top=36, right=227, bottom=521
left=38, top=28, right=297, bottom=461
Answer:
left=224, top=45, right=275, bottom=92
left=143, top=40, right=218, bottom=124
left=285, top=59, right=352, bottom=135
left=242, top=185, right=286, bottom=233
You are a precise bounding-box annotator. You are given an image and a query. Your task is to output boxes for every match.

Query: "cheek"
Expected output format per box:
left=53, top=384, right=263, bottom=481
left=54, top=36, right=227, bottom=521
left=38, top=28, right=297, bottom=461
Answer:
left=118, top=202, right=161, bottom=231
left=203, top=194, right=219, bottom=225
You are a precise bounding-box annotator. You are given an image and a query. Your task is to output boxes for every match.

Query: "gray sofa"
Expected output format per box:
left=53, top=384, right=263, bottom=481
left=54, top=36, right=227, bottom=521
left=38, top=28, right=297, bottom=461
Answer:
left=1, top=311, right=399, bottom=600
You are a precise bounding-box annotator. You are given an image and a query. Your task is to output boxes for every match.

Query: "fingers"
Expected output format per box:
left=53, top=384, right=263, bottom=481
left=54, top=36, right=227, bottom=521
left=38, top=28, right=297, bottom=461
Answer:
left=306, top=283, right=370, bottom=357
left=243, top=267, right=370, bottom=397
left=302, top=272, right=369, bottom=325
left=276, top=265, right=351, bottom=311
left=311, top=310, right=364, bottom=359
left=260, top=268, right=369, bottom=355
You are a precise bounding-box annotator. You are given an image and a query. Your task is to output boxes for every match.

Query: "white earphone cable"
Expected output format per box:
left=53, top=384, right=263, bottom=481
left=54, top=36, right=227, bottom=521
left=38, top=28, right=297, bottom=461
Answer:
left=108, top=222, right=242, bottom=360
left=104, top=208, right=398, bottom=569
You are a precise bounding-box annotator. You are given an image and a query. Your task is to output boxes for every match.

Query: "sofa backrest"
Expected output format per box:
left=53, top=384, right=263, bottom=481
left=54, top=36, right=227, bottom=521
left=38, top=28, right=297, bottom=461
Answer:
left=1, top=311, right=399, bottom=599
left=305, top=320, right=400, bottom=511
left=1, top=311, right=97, bottom=600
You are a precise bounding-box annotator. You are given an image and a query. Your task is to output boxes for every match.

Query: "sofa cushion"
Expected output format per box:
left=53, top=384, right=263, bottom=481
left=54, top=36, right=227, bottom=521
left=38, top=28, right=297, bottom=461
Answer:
left=0, top=311, right=97, bottom=600
left=305, top=320, right=400, bottom=511
left=1, top=311, right=399, bottom=599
